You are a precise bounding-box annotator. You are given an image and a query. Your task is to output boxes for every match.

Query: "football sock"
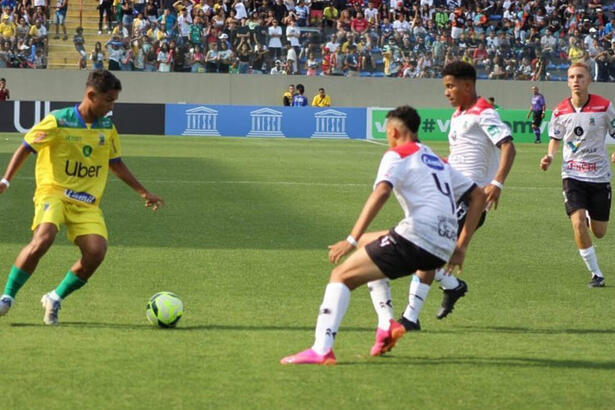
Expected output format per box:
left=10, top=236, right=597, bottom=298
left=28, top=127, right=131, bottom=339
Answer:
left=534, top=128, right=541, bottom=140
left=435, top=268, right=460, bottom=290
left=579, top=246, right=603, bottom=278
left=402, top=276, right=430, bottom=324
left=312, top=282, right=350, bottom=355
left=54, top=271, right=87, bottom=300
left=367, top=278, right=394, bottom=330
left=3, top=265, right=31, bottom=298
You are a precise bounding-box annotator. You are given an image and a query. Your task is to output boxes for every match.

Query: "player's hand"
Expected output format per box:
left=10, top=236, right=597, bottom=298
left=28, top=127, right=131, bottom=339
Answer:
left=611, top=152, right=615, bottom=163
left=540, top=154, right=552, bottom=171
left=444, top=246, right=466, bottom=275
left=328, top=240, right=354, bottom=264
left=142, top=192, right=164, bottom=211
left=484, top=184, right=501, bottom=210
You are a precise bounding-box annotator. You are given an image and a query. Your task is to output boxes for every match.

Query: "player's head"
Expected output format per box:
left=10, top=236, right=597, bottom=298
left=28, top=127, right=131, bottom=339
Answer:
left=488, top=97, right=495, bottom=105
left=385, top=105, right=420, bottom=147
left=288, top=84, right=295, bottom=93
left=85, top=70, right=122, bottom=118
left=441, top=61, right=477, bottom=108
left=0, top=78, right=5, bottom=87
left=318, top=87, right=325, bottom=96
left=296, top=84, right=304, bottom=95
left=532, top=86, right=538, bottom=95
left=567, top=63, right=591, bottom=95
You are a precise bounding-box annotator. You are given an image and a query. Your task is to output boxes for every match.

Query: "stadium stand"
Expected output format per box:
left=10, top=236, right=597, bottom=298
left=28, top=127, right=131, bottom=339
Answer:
left=3, top=0, right=615, bottom=81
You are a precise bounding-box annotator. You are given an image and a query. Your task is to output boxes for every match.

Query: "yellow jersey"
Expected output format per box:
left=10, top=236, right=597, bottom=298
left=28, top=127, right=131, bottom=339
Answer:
left=23, top=106, right=122, bottom=207
left=311, top=94, right=331, bottom=107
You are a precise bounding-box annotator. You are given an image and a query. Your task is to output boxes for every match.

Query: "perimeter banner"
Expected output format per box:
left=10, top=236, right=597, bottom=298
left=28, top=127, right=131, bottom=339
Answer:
left=367, top=107, right=556, bottom=143
left=165, top=104, right=367, bottom=139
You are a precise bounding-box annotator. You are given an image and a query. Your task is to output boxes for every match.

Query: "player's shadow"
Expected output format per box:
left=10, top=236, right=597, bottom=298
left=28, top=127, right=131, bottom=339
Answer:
left=450, top=325, right=615, bottom=335
left=9, top=322, right=374, bottom=333
left=340, top=356, right=615, bottom=370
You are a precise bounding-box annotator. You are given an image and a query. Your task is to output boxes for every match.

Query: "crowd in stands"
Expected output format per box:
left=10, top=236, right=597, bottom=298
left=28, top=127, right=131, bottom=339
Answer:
left=84, top=0, right=615, bottom=80
left=0, top=0, right=51, bottom=68
left=2, top=0, right=615, bottom=80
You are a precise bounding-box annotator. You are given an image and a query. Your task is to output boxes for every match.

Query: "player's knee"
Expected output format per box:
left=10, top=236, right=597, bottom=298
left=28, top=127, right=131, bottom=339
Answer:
left=27, top=234, right=55, bottom=258
left=329, top=266, right=356, bottom=289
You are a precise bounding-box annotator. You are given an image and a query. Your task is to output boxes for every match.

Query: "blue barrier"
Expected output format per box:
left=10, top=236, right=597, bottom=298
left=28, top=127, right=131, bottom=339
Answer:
left=165, top=104, right=367, bottom=139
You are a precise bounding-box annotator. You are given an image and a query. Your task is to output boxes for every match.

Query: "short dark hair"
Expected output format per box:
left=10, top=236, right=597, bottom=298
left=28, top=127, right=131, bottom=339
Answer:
left=296, top=83, right=304, bottom=94
left=442, top=61, right=476, bottom=82
left=386, top=105, right=421, bottom=134
left=318, top=87, right=324, bottom=92
left=86, top=70, right=122, bottom=93
left=0, top=78, right=5, bottom=82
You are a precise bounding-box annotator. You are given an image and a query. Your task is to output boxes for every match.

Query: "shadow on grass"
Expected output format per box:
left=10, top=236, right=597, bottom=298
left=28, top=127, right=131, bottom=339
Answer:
left=340, top=356, right=615, bottom=370
left=452, top=325, right=615, bottom=335
left=9, top=322, right=374, bottom=333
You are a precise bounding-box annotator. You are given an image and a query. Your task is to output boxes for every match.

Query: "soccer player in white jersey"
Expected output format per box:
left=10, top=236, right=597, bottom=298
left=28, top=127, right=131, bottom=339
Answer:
left=540, top=63, right=615, bottom=288
left=366, top=62, right=516, bottom=349
left=280, top=106, right=486, bottom=365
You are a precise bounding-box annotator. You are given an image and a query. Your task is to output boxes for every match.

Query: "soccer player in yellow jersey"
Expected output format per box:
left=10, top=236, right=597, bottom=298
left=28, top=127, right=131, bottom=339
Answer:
left=0, top=70, right=164, bottom=325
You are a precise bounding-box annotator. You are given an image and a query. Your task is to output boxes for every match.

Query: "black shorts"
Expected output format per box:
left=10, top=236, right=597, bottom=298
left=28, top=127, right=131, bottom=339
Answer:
left=456, top=196, right=487, bottom=234
left=365, top=230, right=446, bottom=279
left=532, top=111, right=543, bottom=128
left=562, top=178, right=611, bottom=221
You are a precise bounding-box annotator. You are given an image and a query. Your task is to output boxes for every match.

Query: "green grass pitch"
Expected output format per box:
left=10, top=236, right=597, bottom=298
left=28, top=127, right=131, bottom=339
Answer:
left=0, top=134, right=614, bottom=409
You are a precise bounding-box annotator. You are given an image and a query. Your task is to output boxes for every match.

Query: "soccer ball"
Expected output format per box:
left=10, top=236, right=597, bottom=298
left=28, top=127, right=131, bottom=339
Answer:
left=146, top=292, right=184, bottom=328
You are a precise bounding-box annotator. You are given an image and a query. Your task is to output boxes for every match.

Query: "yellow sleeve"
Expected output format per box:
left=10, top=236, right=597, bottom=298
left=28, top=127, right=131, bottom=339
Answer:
left=23, top=114, right=58, bottom=152
left=311, top=96, right=318, bottom=107
left=109, top=126, right=122, bottom=161
left=324, top=95, right=331, bottom=106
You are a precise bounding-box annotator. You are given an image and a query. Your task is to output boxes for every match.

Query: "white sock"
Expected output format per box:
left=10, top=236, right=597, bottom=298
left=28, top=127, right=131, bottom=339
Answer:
left=579, top=246, right=603, bottom=278
left=435, top=268, right=460, bottom=290
left=312, top=282, right=351, bottom=355
left=402, top=276, right=430, bottom=323
left=367, top=278, right=394, bottom=330
left=49, top=290, right=62, bottom=302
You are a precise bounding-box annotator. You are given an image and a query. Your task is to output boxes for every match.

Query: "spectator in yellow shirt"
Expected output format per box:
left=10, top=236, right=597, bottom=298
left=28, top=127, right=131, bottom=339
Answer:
left=311, top=88, right=331, bottom=107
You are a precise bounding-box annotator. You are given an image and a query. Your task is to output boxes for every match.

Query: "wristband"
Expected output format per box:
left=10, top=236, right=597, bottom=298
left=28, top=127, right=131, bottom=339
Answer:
left=0, top=178, right=9, bottom=188
left=346, top=235, right=358, bottom=247
left=490, top=180, right=504, bottom=190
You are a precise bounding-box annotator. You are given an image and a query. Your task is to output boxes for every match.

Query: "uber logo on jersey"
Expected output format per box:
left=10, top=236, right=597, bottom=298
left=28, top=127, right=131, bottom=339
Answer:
left=574, top=126, right=584, bottom=136
left=421, top=154, right=444, bottom=170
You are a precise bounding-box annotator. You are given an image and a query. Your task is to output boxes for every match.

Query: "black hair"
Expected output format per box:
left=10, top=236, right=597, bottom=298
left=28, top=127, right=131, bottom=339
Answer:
left=318, top=87, right=324, bottom=92
left=386, top=105, right=421, bottom=134
left=441, top=61, right=476, bottom=82
left=296, top=84, right=304, bottom=94
left=86, top=70, right=122, bottom=93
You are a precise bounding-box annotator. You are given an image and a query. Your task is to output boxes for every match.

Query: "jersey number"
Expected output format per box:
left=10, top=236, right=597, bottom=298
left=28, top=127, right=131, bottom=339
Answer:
left=431, top=173, right=456, bottom=214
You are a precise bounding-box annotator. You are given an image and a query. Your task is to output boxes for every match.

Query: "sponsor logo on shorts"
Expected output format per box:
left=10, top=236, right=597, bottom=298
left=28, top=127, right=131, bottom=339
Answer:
left=64, top=189, right=96, bottom=204
left=421, top=154, right=444, bottom=171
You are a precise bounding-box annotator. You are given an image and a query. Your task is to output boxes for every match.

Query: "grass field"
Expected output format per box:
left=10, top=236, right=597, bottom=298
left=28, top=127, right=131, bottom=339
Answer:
left=0, top=133, right=614, bottom=409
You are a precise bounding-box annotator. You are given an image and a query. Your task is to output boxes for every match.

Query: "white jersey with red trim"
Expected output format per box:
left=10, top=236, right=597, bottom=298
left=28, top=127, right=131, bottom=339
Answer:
left=448, top=97, right=512, bottom=187
left=549, top=94, right=615, bottom=183
left=374, top=142, right=475, bottom=261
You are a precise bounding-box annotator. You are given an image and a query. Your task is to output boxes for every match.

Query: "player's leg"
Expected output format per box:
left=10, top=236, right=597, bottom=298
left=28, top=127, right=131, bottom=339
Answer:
left=281, top=246, right=388, bottom=365
left=360, top=231, right=395, bottom=338
left=0, top=223, right=58, bottom=315
left=399, top=269, right=435, bottom=330
left=565, top=178, right=606, bottom=287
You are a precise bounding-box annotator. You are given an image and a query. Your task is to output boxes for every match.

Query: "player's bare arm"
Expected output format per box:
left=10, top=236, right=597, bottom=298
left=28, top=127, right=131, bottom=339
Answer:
left=0, top=144, right=32, bottom=194
left=109, top=160, right=164, bottom=210
left=328, top=181, right=392, bottom=264
left=540, top=138, right=561, bottom=171
left=485, top=139, right=516, bottom=210
left=445, top=185, right=487, bottom=275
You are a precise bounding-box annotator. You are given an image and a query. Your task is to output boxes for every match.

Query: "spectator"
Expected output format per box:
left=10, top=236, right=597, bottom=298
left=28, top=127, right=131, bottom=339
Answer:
left=205, top=41, right=219, bottom=72
left=285, top=41, right=297, bottom=73
left=157, top=42, right=172, bottom=71
left=98, top=0, right=113, bottom=34
left=73, top=26, right=86, bottom=69
left=292, top=83, right=308, bottom=106
left=282, top=84, right=295, bottom=105
left=218, top=40, right=233, bottom=73
left=28, top=19, right=47, bottom=53
left=344, top=44, right=358, bottom=76
left=268, top=18, right=283, bottom=60
left=236, top=40, right=251, bottom=72
left=90, top=41, right=106, bottom=70
left=568, top=37, right=584, bottom=64
left=53, top=0, right=68, bottom=40
left=305, top=50, right=318, bottom=75
left=270, top=59, right=286, bottom=74
left=311, top=87, right=330, bottom=106
left=106, top=37, right=122, bottom=70
left=0, top=77, right=9, bottom=101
